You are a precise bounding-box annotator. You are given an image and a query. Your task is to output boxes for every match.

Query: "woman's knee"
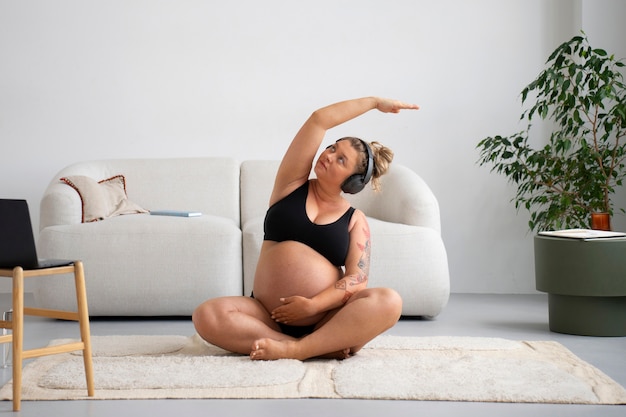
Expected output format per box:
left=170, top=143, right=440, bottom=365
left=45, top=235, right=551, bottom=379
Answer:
left=192, top=298, right=227, bottom=334
left=192, top=301, right=210, bottom=333
left=370, top=287, right=403, bottom=318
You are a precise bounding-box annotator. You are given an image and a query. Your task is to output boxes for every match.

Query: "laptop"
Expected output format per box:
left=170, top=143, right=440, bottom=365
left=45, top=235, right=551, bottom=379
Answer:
left=0, top=199, right=74, bottom=270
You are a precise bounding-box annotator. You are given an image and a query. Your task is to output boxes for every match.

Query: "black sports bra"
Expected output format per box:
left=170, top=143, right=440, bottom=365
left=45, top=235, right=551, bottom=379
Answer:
left=264, top=181, right=355, bottom=266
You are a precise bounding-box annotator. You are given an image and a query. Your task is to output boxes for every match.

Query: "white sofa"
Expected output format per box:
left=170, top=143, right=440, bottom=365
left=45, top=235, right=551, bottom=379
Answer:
left=36, top=158, right=450, bottom=317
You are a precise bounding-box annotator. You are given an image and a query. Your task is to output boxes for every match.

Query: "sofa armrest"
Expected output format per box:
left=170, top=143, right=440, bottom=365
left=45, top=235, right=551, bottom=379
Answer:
left=39, top=180, right=83, bottom=230
left=345, top=164, right=441, bottom=233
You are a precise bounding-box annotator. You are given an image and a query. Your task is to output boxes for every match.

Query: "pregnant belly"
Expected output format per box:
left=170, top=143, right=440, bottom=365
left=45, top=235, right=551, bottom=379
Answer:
left=253, top=240, right=342, bottom=325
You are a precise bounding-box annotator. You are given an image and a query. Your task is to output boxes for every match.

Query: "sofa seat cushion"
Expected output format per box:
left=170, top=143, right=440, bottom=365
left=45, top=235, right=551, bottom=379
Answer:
left=35, top=214, right=242, bottom=316
left=242, top=216, right=265, bottom=295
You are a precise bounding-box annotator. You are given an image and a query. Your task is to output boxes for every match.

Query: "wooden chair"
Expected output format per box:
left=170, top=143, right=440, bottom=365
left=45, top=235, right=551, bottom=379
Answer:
left=0, top=261, right=94, bottom=411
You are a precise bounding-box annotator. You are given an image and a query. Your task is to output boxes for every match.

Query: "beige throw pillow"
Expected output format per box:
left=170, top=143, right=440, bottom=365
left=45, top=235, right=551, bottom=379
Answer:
left=60, top=175, right=148, bottom=222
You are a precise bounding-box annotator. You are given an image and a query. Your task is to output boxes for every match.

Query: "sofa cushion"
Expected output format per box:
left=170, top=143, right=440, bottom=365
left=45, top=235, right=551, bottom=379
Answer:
left=364, top=218, right=449, bottom=317
left=36, top=213, right=242, bottom=316
left=60, top=174, right=147, bottom=222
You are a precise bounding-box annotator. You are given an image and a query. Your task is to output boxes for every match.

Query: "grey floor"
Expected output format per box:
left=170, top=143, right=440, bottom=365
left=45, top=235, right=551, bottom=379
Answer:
left=0, top=293, right=624, bottom=417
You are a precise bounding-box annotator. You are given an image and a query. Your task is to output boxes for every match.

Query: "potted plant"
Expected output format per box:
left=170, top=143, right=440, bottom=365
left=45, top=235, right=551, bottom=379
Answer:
left=477, top=33, right=626, bottom=232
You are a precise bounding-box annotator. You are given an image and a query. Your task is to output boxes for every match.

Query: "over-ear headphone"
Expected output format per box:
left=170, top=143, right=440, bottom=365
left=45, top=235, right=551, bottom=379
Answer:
left=341, top=139, right=374, bottom=194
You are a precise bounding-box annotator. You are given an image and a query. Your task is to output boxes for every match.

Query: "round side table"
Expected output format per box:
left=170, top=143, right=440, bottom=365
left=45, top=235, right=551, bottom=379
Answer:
left=534, top=235, right=626, bottom=336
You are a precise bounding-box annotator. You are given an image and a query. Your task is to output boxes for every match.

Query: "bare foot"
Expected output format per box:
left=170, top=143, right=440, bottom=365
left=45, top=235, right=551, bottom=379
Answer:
left=250, top=338, right=301, bottom=360
left=250, top=338, right=354, bottom=361
left=316, top=348, right=353, bottom=360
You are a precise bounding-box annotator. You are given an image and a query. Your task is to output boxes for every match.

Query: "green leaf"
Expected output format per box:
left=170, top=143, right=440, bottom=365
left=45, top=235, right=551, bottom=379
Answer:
left=594, top=48, right=608, bottom=57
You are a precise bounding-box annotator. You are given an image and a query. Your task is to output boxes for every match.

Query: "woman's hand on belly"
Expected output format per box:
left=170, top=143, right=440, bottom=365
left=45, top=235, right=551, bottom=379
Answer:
left=253, top=241, right=342, bottom=325
left=270, top=295, right=320, bottom=325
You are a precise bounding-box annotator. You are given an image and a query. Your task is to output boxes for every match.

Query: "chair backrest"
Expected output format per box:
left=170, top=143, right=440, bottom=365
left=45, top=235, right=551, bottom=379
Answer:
left=0, top=199, right=40, bottom=269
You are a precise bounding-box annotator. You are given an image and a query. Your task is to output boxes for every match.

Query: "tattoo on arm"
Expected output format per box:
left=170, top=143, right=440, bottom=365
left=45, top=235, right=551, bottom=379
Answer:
left=337, top=227, right=371, bottom=303
left=356, top=226, right=371, bottom=277
left=356, top=251, right=369, bottom=275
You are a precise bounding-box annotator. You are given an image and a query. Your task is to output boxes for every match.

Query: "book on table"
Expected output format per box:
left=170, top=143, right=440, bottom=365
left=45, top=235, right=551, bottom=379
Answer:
left=538, top=228, right=626, bottom=240
left=149, top=210, right=202, bottom=217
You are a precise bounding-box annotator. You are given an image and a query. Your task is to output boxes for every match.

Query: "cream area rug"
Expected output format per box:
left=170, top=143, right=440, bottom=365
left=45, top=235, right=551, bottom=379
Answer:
left=1, top=334, right=625, bottom=404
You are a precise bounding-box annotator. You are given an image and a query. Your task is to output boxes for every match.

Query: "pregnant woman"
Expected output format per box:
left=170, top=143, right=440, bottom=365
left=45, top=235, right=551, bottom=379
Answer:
left=193, top=96, right=420, bottom=360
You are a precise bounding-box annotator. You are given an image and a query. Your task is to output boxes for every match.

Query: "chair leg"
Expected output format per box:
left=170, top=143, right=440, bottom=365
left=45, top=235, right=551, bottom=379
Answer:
left=11, top=267, right=24, bottom=412
left=74, top=261, right=95, bottom=397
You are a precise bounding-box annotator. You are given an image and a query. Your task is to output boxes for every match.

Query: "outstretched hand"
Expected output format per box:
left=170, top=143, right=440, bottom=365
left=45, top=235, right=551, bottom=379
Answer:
left=376, top=98, right=420, bottom=113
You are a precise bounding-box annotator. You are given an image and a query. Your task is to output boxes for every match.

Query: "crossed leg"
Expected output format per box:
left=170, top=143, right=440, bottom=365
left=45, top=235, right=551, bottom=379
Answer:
left=250, top=287, right=402, bottom=361
left=193, top=287, right=402, bottom=361
left=192, top=296, right=294, bottom=355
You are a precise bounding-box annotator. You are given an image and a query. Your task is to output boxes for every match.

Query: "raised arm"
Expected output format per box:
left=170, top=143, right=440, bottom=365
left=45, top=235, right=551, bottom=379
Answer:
left=270, top=97, right=419, bottom=205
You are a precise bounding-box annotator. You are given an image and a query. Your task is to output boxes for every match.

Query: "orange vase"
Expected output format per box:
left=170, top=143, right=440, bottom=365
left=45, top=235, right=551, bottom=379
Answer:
left=591, top=212, right=611, bottom=231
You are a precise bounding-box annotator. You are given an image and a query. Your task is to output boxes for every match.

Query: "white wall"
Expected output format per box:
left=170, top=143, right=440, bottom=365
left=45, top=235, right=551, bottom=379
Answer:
left=1, top=0, right=625, bottom=294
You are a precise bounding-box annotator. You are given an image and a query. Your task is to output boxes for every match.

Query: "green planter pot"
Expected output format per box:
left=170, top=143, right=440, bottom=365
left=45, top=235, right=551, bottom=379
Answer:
left=534, top=235, right=626, bottom=336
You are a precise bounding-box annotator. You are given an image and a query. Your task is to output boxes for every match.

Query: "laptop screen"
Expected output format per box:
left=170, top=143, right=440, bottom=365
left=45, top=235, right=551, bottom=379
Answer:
left=0, top=199, right=41, bottom=269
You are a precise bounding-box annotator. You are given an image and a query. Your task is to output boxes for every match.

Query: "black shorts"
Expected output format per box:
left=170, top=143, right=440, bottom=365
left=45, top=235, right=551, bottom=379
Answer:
left=251, top=292, right=316, bottom=338
left=278, top=322, right=316, bottom=338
